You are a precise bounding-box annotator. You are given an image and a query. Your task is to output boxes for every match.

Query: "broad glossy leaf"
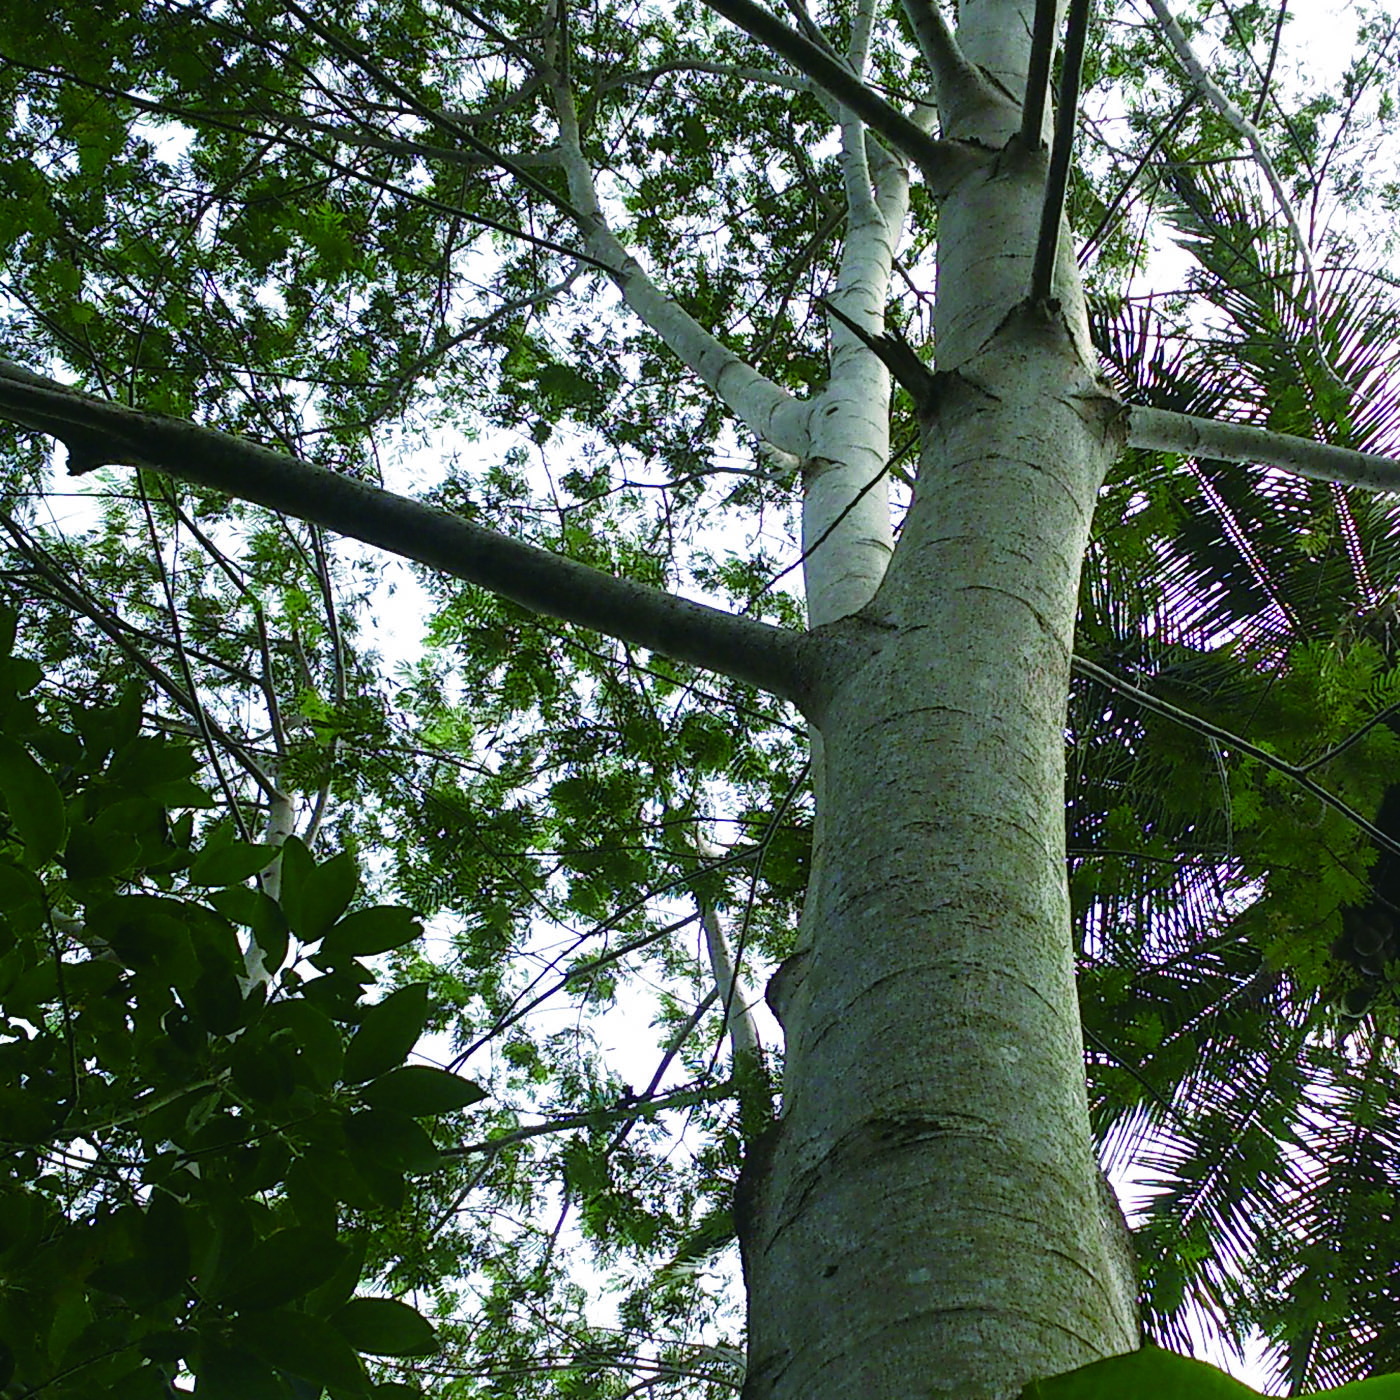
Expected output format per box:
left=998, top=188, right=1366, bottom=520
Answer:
left=330, top=1297, right=439, bottom=1357
left=360, top=1065, right=485, bottom=1115
left=192, top=1334, right=289, bottom=1400
left=303, top=1231, right=366, bottom=1318
left=298, top=851, right=359, bottom=943
left=262, top=998, right=345, bottom=1089
left=341, top=983, right=428, bottom=1084
left=279, top=839, right=358, bottom=943
left=0, top=737, right=65, bottom=861
left=189, top=841, right=279, bottom=887
left=62, top=821, right=140, bottom=881
left=318, top=905, right=422, bottom=962
left=0, top=860, right=46, bottom=931
left=208, top=886, right=289, bottom=975
left=1020, top=1345, right=1263, bottom=1399
left=85, top=895, right=197, bottom=985
left=188, top=968, right=249, bottom=1035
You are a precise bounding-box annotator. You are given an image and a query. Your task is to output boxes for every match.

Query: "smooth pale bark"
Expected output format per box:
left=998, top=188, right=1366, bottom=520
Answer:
left=1126, top=404, right=1400, bottom=493
left=735, top=4, right=1138, bottom=1396
left=800, top=24, right=907, bottom=628
left=740, top=334, right=1139, bottom=1399
left=546, top=58, right=812, bottom=458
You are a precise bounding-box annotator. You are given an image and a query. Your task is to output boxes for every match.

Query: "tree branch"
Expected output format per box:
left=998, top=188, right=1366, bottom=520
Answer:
left=543, top=42, right=812, bottom=457
left=1071, top=654, right=1400, bottom=858
left=1124, top=403, right=1400, bottom=494
left=1030, top=0, right=1091, bottom=305
left=1144, top=0, right=1344, bottom=390
left=1020, top=0, right=1058, bottom=148
left=898, top=0, right=1000, bottom=121
left=701, top=899, right=763, bottom=1064
left=0, top=513, right=278, bottom=800
left=0, top=56, right=612, bottom=276
left=284, top=0, right=583, bottom=225
left=595, top=59, right=816, bottom=96
left=698, top=0, right=970, bottom=189
left=444, top=1079, right=737, bottom=1158
left=836, top=0, right=880, bottom=229
left=0, top=363, right=824, bottom=711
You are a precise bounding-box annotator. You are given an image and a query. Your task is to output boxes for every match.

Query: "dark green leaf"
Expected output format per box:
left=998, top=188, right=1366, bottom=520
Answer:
left=234, top=1308, right=370, bottom=1394
left=230, top=1033, right=297, bottom=1105
left=330, top=1297, right=439, bottom=1357
left=341, top=983, right=428, bottom=1084
left=188, top=967, right=250, bottom=1035
left=279, top=838, right=357, bottom=943
left=0, top=860, right=47, bottom=931
left=216, top=1228, right=349, bottom=1311
left=193, top=1334, right=290, bottom=1400
left=189, top=841, right=279, bottom=886
left=109, top=1363, right=186, bottom=1400
left=303, top=1231, right=366, bottom=1318
left=275, top=836, right=315, bottom=936
left=62, top=821, right=141, bottom=880
left=344, top=1109, right=441, bottom=1173
left=299, top=850, right=358, bottom=942
left=262, top=998, right=345, bottom=1089
left=86, top=895, right=197, bottom=985
left=318, top=905, right=422, bottom=962
left=1019, top=1344, right=1263, bottom=1399
left=360, top=1065, right=485, bottom=1115
left=0, top=736, right=65, bottom=861
left=209, top=885, right=289, bottom=974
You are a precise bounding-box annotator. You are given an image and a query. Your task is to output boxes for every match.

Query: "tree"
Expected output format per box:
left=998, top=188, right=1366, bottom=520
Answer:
left=2, top=0, right=1400, bottom=1397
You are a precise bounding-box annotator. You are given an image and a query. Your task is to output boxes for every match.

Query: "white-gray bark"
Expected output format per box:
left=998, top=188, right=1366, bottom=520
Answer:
left=1126, top=404, right=1400, bottom=493
left=736, top=4, right=1139, bottom=1396
left=700, top=899, right=764, bottom=1066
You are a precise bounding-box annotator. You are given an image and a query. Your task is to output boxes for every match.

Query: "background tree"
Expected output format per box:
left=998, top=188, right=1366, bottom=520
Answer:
left=2, top=0, right=1400, bottom=1397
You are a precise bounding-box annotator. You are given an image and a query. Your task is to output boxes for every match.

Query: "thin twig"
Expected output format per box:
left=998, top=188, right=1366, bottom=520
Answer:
left=1071, top=654, right=1400, bottom=857
left=1145, top=0, right=1347, bottom=392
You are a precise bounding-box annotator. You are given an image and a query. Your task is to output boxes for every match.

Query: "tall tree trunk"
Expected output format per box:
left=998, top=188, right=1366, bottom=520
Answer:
left=736, top=4, right=1140, bottom=1394
left=738, top=286, right=1139, bottom=1400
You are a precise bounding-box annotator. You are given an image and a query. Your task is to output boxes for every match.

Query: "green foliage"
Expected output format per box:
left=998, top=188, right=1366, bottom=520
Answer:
left=1023, top=1345, right=1400, bottom=1400
left=2, top=0, right=1400, bottom=1393
left=1077, top=147, right=1400, bottom=1383
left=0, top=614, right=463, bottom=1398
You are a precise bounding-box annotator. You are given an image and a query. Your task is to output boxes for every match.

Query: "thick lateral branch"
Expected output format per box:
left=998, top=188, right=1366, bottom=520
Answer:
left=698, top=0, right=966, bottom=188
left=1126, top=404, right=1400, bottom=494
left=0, top=363, right=816, bottom=710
